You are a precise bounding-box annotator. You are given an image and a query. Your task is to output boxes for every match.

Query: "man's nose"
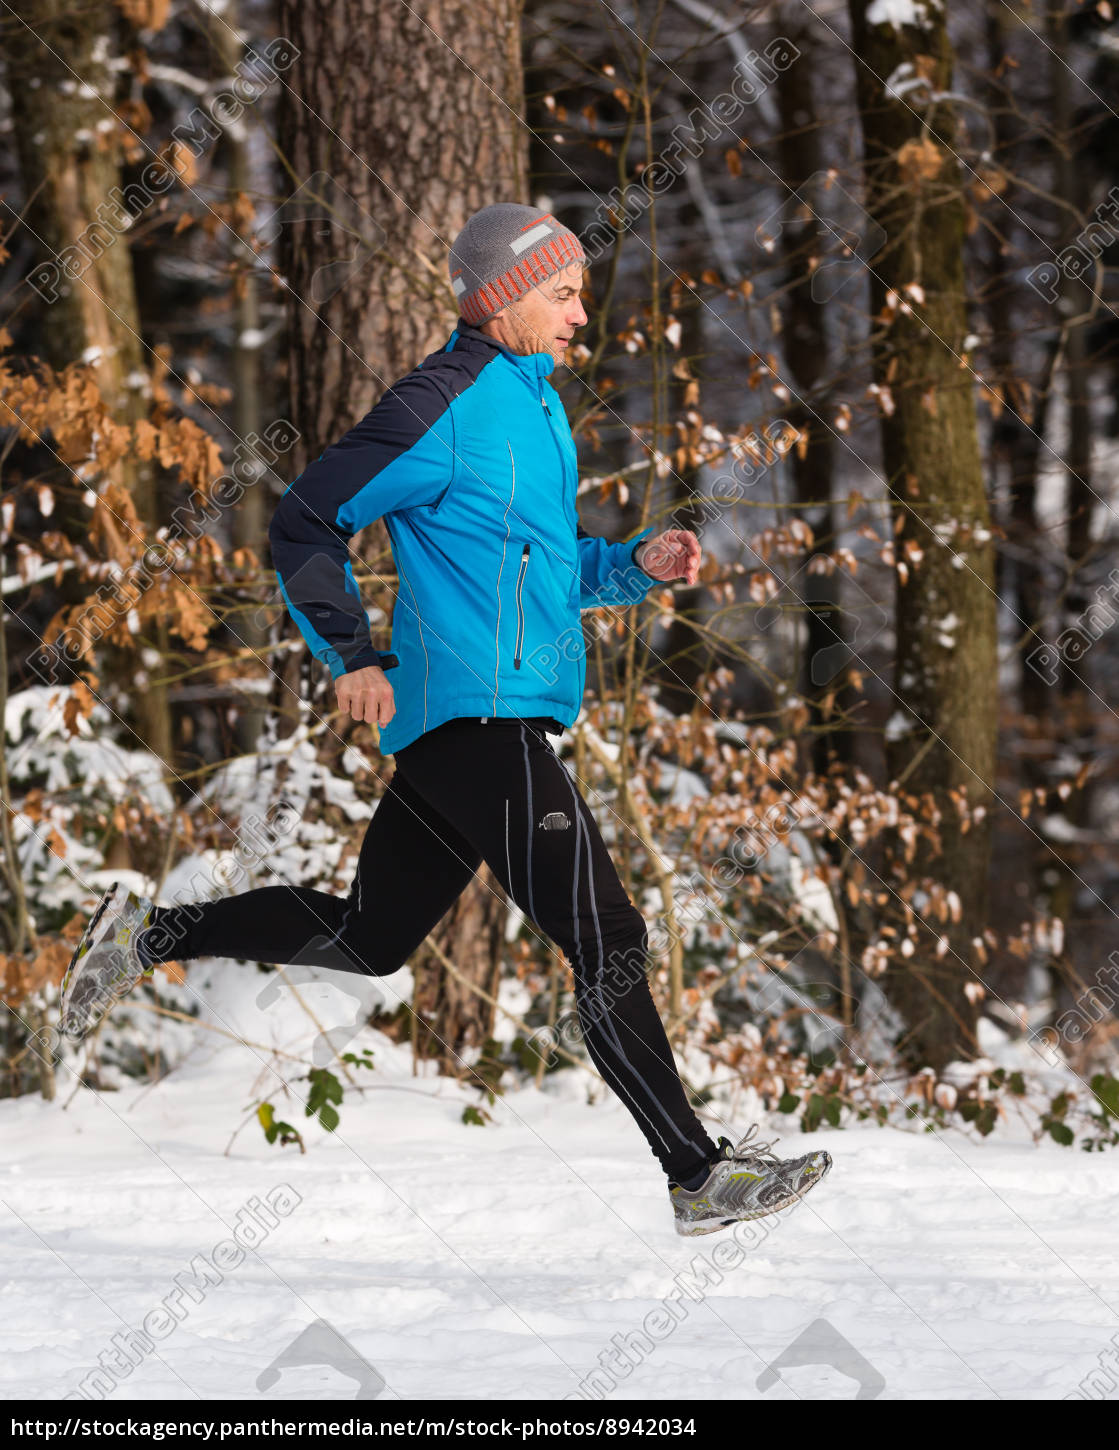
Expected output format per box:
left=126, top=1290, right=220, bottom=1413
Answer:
left=568, top=298, right=588, bottom=328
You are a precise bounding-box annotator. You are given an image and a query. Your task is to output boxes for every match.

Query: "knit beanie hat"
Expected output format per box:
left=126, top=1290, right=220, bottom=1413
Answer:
left=448, top=203, right=586, bottom=324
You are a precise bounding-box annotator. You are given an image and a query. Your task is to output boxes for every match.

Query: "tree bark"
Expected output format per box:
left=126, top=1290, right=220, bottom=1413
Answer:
left=981, top=3, right=1051, bottom=719
left=277, top=0, right=528, bottom=465
left=275, top=0, right=528, bottom=1070
left=1046, top=3, right=1096, bottom=702
left=204, top=0, right=270, bottom=758
left=848, top=0, right=998, bottom=1069
left=775, top=12, right=849, bottom=769
left=4, top=0, right=173, bottom=765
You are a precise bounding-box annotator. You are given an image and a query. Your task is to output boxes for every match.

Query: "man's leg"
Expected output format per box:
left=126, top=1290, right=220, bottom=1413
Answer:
left=137, top=769, right=481, bottom=977
left=393, top=718, right=718, bottom=1184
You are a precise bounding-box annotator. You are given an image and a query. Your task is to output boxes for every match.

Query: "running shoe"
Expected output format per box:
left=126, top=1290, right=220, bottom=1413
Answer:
left=669, top=1123, right=832, bottom=1236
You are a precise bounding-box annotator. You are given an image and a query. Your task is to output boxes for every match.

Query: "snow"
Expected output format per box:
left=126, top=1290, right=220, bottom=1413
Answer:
left=884, top=709, right=913, bottom=742
left=788, top=853, right=839, bottom=933
left=1040, top=814, right=1093, bottom=844
left=883, top=63, right=930, bottom=102
left=4, top=963, right=1119, bottom=1401
left=4, top=695, right=1117, bottom=1401
left=653, top=760, right=709, bottom=807
left=867, top=0, right=942, bottom=28
left=937, top=612, right=958, bottom=649
left=1, top=557, right=73, bottom=595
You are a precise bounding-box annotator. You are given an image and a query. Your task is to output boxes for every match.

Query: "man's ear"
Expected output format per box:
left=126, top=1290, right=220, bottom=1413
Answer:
left=479, top=307, right=508, bottom=331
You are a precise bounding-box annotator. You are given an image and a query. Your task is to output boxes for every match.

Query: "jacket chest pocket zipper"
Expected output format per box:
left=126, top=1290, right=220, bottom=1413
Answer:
left=513, top=543, right=530, bottom=669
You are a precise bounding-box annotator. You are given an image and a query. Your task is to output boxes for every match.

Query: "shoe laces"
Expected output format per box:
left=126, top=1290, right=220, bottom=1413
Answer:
left=727, top=1122, right=782, bottom=1169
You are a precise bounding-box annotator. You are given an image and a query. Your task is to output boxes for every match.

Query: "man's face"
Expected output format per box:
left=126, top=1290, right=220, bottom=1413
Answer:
left=481, top=262, right=588, bottom=367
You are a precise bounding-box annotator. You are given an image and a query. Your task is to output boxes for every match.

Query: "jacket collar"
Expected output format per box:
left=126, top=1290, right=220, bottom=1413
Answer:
left=448, top=318, right=556, bottom=383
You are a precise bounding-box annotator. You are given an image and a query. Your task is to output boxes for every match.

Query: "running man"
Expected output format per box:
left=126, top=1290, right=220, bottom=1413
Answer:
left=60, top=204, right=831, bottom=1235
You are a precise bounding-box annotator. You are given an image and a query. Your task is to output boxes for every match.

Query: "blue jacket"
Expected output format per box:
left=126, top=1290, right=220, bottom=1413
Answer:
left=268, top=321, right=657, bottom=755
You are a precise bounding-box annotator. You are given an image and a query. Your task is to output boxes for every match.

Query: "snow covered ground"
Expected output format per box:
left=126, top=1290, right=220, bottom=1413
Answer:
left=3, top=963, right=1119, bottom=1403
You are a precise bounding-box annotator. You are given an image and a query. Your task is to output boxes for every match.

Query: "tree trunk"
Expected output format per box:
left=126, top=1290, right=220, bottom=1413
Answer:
left=775, top=11, right=849, bottom=769
left=848, top=0, right=998, bottom=1069
left=4, top=0, right=173, bottom=765
left=1039, top=3, right=1097, bottom=1010
left=1047, top=4, right=1095, bottom=703
left=981, top=3, right=1052, bottom=720
left=276, top=0, right=529, bottom=1069
left=205, top=0, right=270, bottom=758
left=277, top=0, right=528, bottom=465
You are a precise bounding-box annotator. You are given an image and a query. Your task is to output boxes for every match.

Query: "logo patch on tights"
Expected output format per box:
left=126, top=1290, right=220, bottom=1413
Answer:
left=538, top=811, right=571, bottom=831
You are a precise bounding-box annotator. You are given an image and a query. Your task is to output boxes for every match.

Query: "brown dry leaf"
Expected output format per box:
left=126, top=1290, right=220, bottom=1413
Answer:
left=896, top=136, right=943, bottom=184
left=62, top=681, right=97, bottom=737
left=725, top=148, right=742, bottom=178
left=972, top=164, right=1007, bottom=198
left=116, top=0, right=171, bottom=27
left=194, top=382, right=232, bottom=409
left=164, top=584, right=213, bottom=652
left=162, top=141, right=197, bottom=187
left=981, top=381, right=1004, bottom=420
left=1006, top=375, right=1033, bottom=423
left=3, top=939, right=69, bottom=1008
left=117, top=97, right=153, bottom=135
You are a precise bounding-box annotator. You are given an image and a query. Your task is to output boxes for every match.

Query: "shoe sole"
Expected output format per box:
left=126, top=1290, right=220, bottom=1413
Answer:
left=59, top=881, right=129, bottom=1036
left=674, top=1152, right=833, bottom=1237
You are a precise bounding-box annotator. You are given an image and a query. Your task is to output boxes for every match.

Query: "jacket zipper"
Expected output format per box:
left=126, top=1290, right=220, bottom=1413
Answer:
left=540, top=392, right=571, bottom=487
left=513, top=543, right=530, bottom=668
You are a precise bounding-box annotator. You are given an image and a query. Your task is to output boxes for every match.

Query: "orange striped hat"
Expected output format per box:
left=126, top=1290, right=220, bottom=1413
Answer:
left=448, top=203, right=586, bottom=324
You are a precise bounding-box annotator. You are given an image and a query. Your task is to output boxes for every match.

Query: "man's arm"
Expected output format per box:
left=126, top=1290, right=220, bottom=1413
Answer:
left=268, top=371, right=457, bottom=680
left=575, top=521, right=659, bottom=609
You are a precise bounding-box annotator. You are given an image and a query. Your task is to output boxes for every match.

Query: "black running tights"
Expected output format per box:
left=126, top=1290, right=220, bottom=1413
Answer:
left=137, top=717, right=716, bottom=1182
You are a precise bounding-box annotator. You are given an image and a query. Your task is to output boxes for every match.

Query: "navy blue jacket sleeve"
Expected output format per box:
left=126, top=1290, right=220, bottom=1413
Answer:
left=268, top=372, right=457, bottom=680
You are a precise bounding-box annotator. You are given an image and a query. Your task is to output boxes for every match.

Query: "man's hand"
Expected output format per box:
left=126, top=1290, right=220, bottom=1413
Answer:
left=635, top=529, right=702, bottom=585
left=336, top=665, right=395, bottom=726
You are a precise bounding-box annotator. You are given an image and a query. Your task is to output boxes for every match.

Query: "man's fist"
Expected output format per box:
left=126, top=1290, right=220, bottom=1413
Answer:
left=636, top=529, right=702, bottom=585
left=336, top=665, right=395, bottom=726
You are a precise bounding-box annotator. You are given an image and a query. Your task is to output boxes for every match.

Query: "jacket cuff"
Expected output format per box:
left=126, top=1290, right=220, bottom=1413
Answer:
left=629, top=525, right=658, bottom=579
left=330, top=642, right=393, bottom=680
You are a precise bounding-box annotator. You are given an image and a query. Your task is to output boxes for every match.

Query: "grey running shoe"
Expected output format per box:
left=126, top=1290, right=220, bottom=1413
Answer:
left=59, top=882, right=155, bottom=1040
left=670, top=1123, right=832, bottom=1237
